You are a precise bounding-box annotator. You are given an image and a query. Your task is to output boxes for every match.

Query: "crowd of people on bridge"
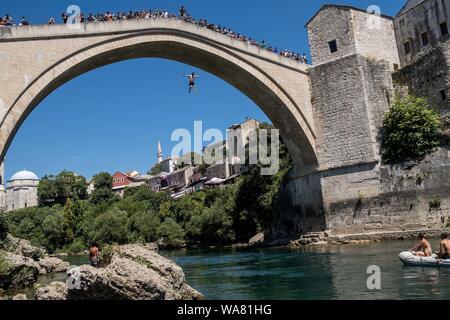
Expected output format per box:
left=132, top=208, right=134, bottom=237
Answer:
left=1, top=7, right=308, bottom=64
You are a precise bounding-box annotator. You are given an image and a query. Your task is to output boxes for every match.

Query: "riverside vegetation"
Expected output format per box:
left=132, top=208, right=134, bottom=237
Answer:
left=2, top=124, right=292, bottom=253
left=2, top=96, right=445, bottom=254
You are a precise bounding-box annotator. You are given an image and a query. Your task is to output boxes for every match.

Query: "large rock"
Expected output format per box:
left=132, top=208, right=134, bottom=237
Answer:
left=67, top=244, right=203, bottom=300
left=38, top=257, right=70, bottom=274
left=12, top=294, right=28, bottom=300
left=0, top=251, right=40, bottom=289
left=35, top=282, right=68, bottom=300
left=5, top=235, right=46, bottom=260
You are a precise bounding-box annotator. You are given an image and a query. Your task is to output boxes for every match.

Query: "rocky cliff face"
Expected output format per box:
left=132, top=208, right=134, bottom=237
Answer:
left=0, top=235, right=69, bottom=290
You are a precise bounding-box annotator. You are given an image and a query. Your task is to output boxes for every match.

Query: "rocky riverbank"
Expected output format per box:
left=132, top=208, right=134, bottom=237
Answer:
left=0, top=235, right=69, bottom=290
left=1, top=238, right=203, bottom=300
left=285, top=228, right=450, bottom=248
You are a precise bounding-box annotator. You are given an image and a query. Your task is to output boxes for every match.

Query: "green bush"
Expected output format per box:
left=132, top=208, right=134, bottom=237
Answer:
left=158, top=218, right=185, bottom=249
left=131, top=211, right=161, bottom=243
left=65, top=239, right=86, bottom=254
left=91, top=208, right=131, bottom=246
left=0, top=252, right=10, bottom=277
left=429, top=196, right=442, bottom=211
left=381, top=94, right=441, bottom=164
left=0, top=214, right=9, bottom=246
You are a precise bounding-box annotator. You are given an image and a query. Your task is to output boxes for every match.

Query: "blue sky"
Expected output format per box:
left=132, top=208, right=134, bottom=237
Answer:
left=3, top=0, right=404, bottom=180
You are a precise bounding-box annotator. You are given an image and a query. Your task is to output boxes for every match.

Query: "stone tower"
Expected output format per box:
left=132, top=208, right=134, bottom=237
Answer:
left=157, top=141, right=163, bottom=164
left=274, top=5, right=402, bottom=236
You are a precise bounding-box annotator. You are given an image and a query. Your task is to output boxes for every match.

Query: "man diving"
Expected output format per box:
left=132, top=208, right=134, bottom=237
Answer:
left=183, top=72, right=199, bottom=94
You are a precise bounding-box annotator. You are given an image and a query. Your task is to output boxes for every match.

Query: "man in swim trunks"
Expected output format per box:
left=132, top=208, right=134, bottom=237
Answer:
left=89, top=243, right=99, bottom=268
left=439, top=232, right=450, bottom=260
left=183, top=73, right=199, bottom=94
left=411, top=233, right=433, bottom=257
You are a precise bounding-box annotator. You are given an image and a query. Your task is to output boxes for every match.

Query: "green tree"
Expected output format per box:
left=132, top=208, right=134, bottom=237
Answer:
left=63, top=196, right=84, bottom=242
left=38, top=171, right=87, bottom=205
left=90, top=172, right=115, bottom=205
left=37, top=175, right=58, bottom=205
left=91, top=208, right=130, bottom=245
left=158, top=218, right=185, bottom=249
left=131, top=211, right=161, bottom=243
left=42, top=211, right=66, bottom=253
left=148, top=163, right=163, bottom=176
left=381, top=94, right=441, bottom=164
left=0, top=213, right=9, bottom=246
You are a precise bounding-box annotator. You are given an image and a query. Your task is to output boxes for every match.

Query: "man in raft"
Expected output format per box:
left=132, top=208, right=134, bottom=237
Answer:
left=411, top=233, right=433, bottom=257
left=439, top=232, right=450, bottom=260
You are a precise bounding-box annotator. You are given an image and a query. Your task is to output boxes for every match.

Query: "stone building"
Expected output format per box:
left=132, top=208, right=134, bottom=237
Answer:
left=393, top=0, right=450, bottom=126
left=4, top=170, right=39, bottom=212
left=273, top=0, right=450, bottom=237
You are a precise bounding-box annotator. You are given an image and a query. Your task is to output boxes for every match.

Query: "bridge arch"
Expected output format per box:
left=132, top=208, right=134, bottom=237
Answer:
left=0, top=22, right=318, bottom=173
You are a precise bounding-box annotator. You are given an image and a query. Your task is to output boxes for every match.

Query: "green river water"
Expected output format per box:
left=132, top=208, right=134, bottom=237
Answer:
left=2, top=240, right=450, bottom=300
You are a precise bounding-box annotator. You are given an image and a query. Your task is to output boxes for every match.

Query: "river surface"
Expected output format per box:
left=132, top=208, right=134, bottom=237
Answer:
left=2, top=240, right=450, bottom=300
left=163, top=240, right=450, bottom=300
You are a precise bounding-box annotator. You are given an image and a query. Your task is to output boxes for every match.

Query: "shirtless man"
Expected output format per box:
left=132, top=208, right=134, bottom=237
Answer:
left=411, top=233, right=433, bottom=257
left=183, top=73, right=199, bottom=94
left=439, top=232, right=450, bottom=260
left=89, top=243, right=99, bottom=268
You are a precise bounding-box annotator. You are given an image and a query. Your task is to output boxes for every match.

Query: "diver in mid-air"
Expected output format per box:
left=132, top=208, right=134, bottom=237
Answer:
left=183, top=72, right=199, bottom=94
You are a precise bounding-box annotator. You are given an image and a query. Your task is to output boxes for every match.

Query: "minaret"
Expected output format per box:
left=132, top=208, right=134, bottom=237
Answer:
left=157, top=142, right=163, bottom=164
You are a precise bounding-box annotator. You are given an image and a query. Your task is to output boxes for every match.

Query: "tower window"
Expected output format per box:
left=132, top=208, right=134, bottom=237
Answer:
left=421, top=32, right=429, bottom=46
left=440, top=89, right=447, bottom=101
left=441, top=22, right=448, bottom=36
left=404, top=41, right=411, bottom=54
left=328, top=40, right=338, bottom=54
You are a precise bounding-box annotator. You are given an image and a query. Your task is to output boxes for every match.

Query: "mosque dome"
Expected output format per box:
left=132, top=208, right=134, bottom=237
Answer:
left=10, top=170, right=39, bottom=181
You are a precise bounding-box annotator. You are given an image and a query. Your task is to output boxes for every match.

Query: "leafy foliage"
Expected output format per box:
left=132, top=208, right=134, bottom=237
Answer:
left=38, top=171, right=87, bottom=205
left=5, top=121, right=293, bottom=251
left=90, top=172, right=115, bottom=205
left=381, top=95, right=441, bottom=164
left=148, top=163, right=163, bottom=176
left=0, top=213, right=8, bottom=246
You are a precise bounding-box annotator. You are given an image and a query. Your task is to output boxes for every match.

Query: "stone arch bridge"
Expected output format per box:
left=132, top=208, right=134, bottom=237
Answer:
left=0, top=18, right=317, bottom=174
left=1, top=15, right=419, bottom=239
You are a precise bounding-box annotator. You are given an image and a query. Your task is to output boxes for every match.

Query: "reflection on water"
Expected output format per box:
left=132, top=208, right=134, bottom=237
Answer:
left=163, top=241, right=450, bottom=300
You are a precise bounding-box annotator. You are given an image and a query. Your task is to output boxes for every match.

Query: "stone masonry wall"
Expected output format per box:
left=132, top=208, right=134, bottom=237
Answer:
left=394, top=0, right=450, bottom=67
left=326, top=148, right=450, bottom=235
left=309, top=54, right=392, bottom=170
left=352, top=9, right=400, bottom=68
left=307, top=7, right=356, bottom=66
left=393, top=41, right=450, bottom=128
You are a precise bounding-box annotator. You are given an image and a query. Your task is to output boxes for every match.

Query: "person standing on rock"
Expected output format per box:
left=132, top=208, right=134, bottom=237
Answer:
left=89, top=243, right=99, bottom=268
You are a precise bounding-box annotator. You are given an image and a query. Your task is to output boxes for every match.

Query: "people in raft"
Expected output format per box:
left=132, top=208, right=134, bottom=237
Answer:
left=410, top=232, right=450, bottom=260
left=439, top=232, right=450, bottom=260
left=411, top=233, right=433, bottom=257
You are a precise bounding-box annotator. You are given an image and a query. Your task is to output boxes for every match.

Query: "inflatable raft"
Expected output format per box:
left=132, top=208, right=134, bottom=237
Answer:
left=399, top=251, right=450, bottom=267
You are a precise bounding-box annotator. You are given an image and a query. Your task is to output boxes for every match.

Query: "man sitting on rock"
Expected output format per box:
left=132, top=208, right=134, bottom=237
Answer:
left=439, top=232, right=450, bottom=260
left=411, top=233, right=433, bottom=257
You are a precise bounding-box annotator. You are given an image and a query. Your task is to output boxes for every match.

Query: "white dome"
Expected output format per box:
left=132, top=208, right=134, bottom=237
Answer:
left=10, top=170, right=39, bottom=181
